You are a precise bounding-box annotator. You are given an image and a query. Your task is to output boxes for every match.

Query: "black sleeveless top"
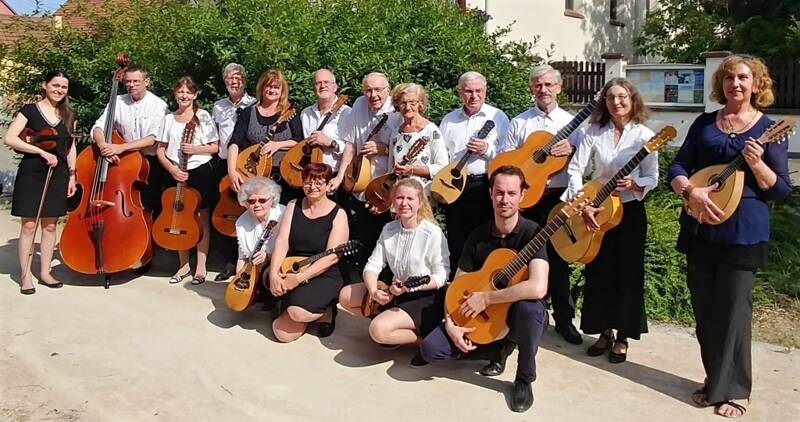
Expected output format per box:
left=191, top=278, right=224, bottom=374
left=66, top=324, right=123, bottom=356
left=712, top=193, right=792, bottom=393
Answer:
left=287, top=199, right=340, bottom=257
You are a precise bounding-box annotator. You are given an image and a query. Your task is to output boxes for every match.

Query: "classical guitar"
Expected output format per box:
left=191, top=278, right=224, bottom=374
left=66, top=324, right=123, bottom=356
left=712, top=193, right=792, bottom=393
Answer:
left=343, top=113, right=390, bottom=193
left=280, top=240, right=361, bottom=274
left=684, top=117, right=795, bottom=225
left=430, top=120, right=496, bottom=204
left=363, top=137, right=429, bottom=214
left=280, top=95, right=349, bottom=188
left=488, top=95, right=598, bottom=209
left=361, top=275, right=430, bottom=318
left=445, top=194, right=590, bottom=344
left=549, top=126, right=677, bottom=264
left=211, top=175, right=245, bottom=237
left=236, top=107, right=296, bottom=179
left=224, top=220, right=279, bottom=312
left=152, top=121, right=203, bottom=251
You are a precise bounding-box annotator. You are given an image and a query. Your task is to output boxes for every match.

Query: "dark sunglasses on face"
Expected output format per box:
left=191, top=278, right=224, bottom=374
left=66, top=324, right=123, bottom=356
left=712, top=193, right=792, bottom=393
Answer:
left=247, top=198, right=269, bottom=205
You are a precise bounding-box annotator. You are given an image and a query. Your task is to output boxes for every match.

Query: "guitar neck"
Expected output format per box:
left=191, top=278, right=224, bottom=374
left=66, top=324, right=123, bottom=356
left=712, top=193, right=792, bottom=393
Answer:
left=542, top=102, right=596, bottom=151
left=249, top=222, right=276, bottom=260
left=295, top=247, right=335, bottom=268
left=497, top=213, right=569, bottom=288
left=592, top=146, right=650, bottom=206
left=454, top=150, right=474, bottom=172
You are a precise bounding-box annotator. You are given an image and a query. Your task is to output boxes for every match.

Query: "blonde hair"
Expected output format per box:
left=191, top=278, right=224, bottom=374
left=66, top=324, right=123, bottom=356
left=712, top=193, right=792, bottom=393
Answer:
left=391, top=82, right=429, bottom=115
left=710, top=55, right=774, bottom=109
left=255, top=69, right=290, bottom=112
left=391, top=178, right=435, bottom=224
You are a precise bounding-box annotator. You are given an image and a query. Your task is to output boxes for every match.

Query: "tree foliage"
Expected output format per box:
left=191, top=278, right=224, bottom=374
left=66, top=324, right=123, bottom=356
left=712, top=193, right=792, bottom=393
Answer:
left=0, top=0, right=541, bottom=131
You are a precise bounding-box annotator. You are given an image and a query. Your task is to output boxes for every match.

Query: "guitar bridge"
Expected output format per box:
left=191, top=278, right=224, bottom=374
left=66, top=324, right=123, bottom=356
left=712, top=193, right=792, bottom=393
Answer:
left=164, top=228, right=187, bottom=235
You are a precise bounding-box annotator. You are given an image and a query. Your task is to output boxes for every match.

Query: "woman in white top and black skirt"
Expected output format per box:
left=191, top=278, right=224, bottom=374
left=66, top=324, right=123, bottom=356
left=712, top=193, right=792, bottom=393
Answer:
left=564, top=78, right=658, bottom=363
left=156, top=76, right=220, bottom=285
left=340, top=178, right=450, bottom=356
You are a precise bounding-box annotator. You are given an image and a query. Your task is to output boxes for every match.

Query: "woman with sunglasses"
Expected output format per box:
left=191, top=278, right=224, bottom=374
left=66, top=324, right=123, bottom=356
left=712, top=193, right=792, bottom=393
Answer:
left=268, top=163, right=349, bottom=342
left=562, top=78, right=658, bottom=364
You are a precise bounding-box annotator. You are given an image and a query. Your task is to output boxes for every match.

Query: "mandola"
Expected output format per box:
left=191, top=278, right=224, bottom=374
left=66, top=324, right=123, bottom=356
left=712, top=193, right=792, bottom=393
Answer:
left=225, top=220, right=279, bottom=312
left=363, top=136, right=429, bottom=214
left=236, top=107, right=296, bottom=179
left=430, top=120, right=496, bottom=205
left=343, top=113, right=390, bottom=193
left=280, top=240, right=361, bottom=275
left=361, top=275, right=431, bottom=318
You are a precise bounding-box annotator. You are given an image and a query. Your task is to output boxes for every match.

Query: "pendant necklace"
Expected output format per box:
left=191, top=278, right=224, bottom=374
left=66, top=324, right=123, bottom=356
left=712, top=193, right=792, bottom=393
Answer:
left=721, top=109, right=759, bottom=139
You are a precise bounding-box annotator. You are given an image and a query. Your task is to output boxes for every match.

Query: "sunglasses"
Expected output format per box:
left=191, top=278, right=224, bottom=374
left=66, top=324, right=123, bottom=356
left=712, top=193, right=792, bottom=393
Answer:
left=246, top=198, right=269, bottom=205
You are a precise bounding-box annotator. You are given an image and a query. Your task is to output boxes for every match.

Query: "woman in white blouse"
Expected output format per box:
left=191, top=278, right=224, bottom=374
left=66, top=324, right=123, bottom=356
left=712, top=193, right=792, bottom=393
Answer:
left=563, top=78, right=657, bottom=364
left=156, top=76, right=220, bottom=285
left=339, top=178, right=450, bottom=350
left=235, top=177, right=285, bottom=308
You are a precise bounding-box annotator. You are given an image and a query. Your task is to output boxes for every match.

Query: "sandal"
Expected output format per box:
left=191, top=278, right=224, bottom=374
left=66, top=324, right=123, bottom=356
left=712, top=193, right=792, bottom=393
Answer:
left=692, top=384, right=712, bottom=408
left=714, top=400, right=748, bottom=418
left=169, top=272, right=191, bottom=284
left=191, top=275, right=206, bottom=285
left=587, top=330, right=615, bottom=357
left=608, top=339, right=628, bottom=364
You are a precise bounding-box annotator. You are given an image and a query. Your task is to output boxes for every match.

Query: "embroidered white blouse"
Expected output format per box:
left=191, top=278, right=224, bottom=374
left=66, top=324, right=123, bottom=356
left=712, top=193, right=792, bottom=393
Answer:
left=388, top=121, right=449, bottom=185
left=157, top=109, right=219, bottom=170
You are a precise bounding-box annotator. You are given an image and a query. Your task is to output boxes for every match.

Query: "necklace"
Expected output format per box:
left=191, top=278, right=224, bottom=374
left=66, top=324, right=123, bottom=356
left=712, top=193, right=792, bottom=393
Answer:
left=719, top=109, right=759, bottom=139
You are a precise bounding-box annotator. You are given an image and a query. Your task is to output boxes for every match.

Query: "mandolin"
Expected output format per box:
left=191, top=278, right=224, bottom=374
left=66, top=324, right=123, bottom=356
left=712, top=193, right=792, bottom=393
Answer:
left=211, top=175, right=246, bottom=237
left=280, top=240, right=361, bottom=275
left=361, top=275, right=430, bottom=318
left=549, top=126, right=677, bottom=264
left=225, top=220, right=279, bottom=312
left=430, top=120, right=496, bottom=204
left=488, top=95, right=598, bottom=209
left=684, top=117, right=795, bottom=225
left=280, top=95, right=349, bottom=188
left=445, top=194, right=590, bottom=344
left=342, top=113, right=390, bottom=193
left=236, top=107, right=296, bottom=179
left=363, top=137, right=429, bottom=214
left=152, top=121, right=203, bottom=251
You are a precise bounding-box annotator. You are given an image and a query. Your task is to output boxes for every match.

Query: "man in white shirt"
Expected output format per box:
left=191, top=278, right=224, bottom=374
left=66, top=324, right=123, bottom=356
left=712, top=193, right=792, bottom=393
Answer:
left=300, top=69, right=352, bottom=178
left=500, top=64, right=582, bottom=346
left=212, top=63, right=256, bottom=281
left=91, top=63, right=168, bottom=216
left=439, top=71, right=509, bottom=275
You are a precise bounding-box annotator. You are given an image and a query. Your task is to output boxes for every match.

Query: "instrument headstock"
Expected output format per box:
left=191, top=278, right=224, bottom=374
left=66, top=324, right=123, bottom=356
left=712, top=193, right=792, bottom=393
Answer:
left=759, top=118, right=796, bottom=146
left=329, top=95, right=349, bottom=114
left=474, top=120, right=495, bottom=140
left=334, top=240, right=362, bottom=257
left=645, top=125, right=678, bottom=153
left=559, top=192, right=592, bottom=219
left=277, top=107, right=296, bottom=124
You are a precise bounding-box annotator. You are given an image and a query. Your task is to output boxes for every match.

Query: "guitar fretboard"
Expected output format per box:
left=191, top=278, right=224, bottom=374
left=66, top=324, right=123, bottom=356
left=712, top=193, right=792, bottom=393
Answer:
left=533, top=100, right=596, bottom=160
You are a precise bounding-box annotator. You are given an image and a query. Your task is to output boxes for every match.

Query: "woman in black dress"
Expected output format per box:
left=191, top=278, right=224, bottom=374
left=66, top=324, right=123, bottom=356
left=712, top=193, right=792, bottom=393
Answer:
left=4, top=71, right=77, bottom=294
left=268, top=163, right=349, bottom=342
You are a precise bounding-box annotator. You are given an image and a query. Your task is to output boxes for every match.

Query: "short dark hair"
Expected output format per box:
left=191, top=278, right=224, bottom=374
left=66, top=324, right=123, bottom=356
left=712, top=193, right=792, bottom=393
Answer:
left=125, top=63, right=149, bottom=78
left=302, top=162, right=333, bottom=182
left=489, top=165, right=529, bottom=190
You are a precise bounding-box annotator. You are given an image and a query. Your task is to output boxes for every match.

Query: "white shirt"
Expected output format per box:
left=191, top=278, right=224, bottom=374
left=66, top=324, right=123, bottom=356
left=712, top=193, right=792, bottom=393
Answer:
left=235, top=204, right=286, bottom=259
left=157, top=110, right=219, bottom=170
left=363, top=219, right=450, bottom=288
left=347, top=95, right=402, bottom=201
left=502, top=105, right=581, bottom=188
left=389, top=121, right=449, bottom=188
left=562, top=122, right=659, bottom=203
left=300, top=98, right=352, bottom=172
left=439, top=103, right=509, bottom=175
left=212, top=93, right=256, bottom=160
left=92, top=91, right=168, bottom=156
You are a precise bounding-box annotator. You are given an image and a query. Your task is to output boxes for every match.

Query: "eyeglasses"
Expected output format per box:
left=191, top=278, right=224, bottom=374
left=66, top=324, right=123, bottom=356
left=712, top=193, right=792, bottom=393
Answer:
left=303, top=179, right=327, bottom=187
left=246, top=198, right=269, bottom=205
left=533, top=82, right=559, bottom=89
left=399, top=100, right=421, bottom=108
left=314, top=80, right=334, bottom=86
left=605, top=94, right=629, bottom=102
left=364, top=87, right=388, bottom=94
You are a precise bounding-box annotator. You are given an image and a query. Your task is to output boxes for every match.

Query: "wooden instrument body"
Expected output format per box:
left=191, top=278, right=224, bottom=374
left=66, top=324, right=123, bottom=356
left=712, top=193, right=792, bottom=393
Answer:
left=361, top=280, right=390, bottom=318
left=61, top=132, right=153, bottom=274
left=445, top=248, right=529, bottom=344
left=363, top=173, right=397, bottom=214
left=152, top=185, right=203, bottom=251
left=549, top=180, right=623, bottom=264
left=343, top=153, right=372, bottom=193
left=685, top=165, right=745, bottom=225
left=280, top=140, right=324, bottom=188
left=20, top=127, right=59, bottom=151
left=225, top=263, right=262, bottom=312
left=488, top=130, right=569, bottom=209
left=280, top=256, right=308, bottom=274
left=211, top=175, right=245, bottom=237
left=236, top=144, right=273, bottom=179
left=430, top=160, right=466, bottom=204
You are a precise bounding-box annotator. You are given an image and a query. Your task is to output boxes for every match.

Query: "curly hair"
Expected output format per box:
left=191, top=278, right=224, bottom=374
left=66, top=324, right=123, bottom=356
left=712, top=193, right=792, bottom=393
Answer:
left=390, top=82, right=429, bottom=115
left=710, top=55, right=774, bottom=109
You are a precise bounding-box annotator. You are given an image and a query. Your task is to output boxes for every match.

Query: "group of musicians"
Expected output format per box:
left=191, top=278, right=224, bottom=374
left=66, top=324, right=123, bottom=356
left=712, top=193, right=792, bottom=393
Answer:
left=4, top=55, right=790, bottom=417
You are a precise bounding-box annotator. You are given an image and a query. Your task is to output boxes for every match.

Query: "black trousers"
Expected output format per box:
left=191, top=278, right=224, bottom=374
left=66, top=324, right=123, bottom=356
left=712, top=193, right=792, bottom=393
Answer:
left=340, top=194, right=391, bottom=283
left=210, top=157, right=238, bottom=270
left=420, top=300, right=549, bottom=384
left=143, top=155, right=165, bottom=218
left=443, top=175, right=492, bottom=280
left=687, top=253, right=755, bottom=403
left=521, top=188, right=575, bottom=326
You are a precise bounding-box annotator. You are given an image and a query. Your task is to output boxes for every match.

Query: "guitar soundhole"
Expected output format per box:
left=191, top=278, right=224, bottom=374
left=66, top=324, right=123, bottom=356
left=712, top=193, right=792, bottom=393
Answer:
left=450, top=168, right=461, bottom=178
left=173, top=201, right=184, bottom=212
left=533, top=153, right=547, bottom=164
left=302, top=144, right=312, bottom=155
left=709, top=175, right=724, bottom=191
left=291, top=263, right=300, bottom=273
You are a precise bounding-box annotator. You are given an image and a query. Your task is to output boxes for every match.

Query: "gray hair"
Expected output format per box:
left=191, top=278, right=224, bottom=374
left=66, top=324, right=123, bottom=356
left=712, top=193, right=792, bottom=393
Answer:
left=528, top=64, right=562, bottom=86
left=361, top=72, right=390, bottom=91
left=312, top=68, right=337, bottom=85
left=238, top=176, right=281, bottom=207
left=222, top=63, right=246, bottom=80
left=457, top=71, right=487, bottom=90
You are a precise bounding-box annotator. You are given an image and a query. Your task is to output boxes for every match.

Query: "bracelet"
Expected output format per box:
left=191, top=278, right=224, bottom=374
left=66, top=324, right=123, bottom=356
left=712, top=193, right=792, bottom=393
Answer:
left=68, top=168, right=77, bottom=176
left=680, top=184, right=694, bottom=200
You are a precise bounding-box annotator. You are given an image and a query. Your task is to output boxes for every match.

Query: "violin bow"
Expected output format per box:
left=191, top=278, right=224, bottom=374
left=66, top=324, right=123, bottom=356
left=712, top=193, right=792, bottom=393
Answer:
left=22, top=166, right=55, bottom=281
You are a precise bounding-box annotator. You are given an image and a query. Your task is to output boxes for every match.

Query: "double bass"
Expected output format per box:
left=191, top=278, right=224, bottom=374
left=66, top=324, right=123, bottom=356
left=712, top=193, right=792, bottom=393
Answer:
left=60, top=54, right=153, bottom=288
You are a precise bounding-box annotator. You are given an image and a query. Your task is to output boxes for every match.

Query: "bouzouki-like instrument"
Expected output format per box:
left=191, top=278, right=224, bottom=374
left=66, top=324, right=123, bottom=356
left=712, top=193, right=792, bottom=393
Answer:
left=488, top=95, right=598, bottom=209
left=549, top=126, right=677, bottom=264
left=60, top=54, right=153, bottom=288
left=152, top=121, right=203, bottom=251
left=280, top=95, right=349, bottom=188
left=361, top=275, right=430, bottom=318
left=224, top=220, right=279, bottom=312
left=430, top=120, right=496, bottom=204
left=363, top=137, right=429, bottom=214
left=684, top=117, right=795, bottom=225
left=445, top=194, right=591, bottom=344
left=211, top=175, right=245, bottom=237
left=280, top=240, right=361, bottom=275
left=236, top=107, right=296, bottom=179
left=342, top=113, right=389, bottom=193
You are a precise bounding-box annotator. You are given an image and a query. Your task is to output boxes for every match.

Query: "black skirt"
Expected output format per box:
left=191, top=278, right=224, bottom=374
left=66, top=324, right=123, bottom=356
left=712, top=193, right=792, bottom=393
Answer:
left=12, top=157, right=68, bottom=218
left=164, top=161, right=219, bottom=210
left=394, top=288, right=445, bottom=337
left=281, top=267, right=344, bottom=314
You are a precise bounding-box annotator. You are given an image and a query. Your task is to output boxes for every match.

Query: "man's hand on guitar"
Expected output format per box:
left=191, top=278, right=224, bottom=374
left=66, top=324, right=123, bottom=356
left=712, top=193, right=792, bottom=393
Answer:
left=549, top=139, right=573, bottom=157
left=459, top=292, right=489, bottom=319
left=170, top=167, right=189, bottom=183
left=362, top=140, right=380, bottom=156
left=308, top=131, right=333, bottom=148
left=686, top=186, right=725, bottom=224
left=616, top=175, right=643, bottom=192
left=251, top=250, right=267, bottom=266
left=444, top=315, right=477, bottom=353
left=581, top=205, right=604, bottom=232
left=466, top=137, right=489, bottom=155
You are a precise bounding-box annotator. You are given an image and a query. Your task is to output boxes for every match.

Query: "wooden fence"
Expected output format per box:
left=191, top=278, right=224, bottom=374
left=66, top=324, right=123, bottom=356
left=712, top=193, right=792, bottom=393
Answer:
left=766, top=57, right=800, bottom=110
left=550, top=61, right=605, bottom=104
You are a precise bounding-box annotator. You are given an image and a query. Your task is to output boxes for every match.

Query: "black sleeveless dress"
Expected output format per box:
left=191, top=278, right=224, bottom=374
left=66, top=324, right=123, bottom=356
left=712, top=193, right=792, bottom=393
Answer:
left=281, top=199, right=344, bottom=313
left=11, top=104, right=70, bottom=218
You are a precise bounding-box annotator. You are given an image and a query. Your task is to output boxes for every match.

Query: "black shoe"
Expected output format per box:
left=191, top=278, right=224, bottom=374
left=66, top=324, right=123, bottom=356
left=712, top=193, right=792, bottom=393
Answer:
left=555, top=322, right=583, bottom=345
left=587, top=331, right=615, bottom=357
left=608, top=340, right=628, bottom=364
left=38, top=280, right=63, bottom=289
left=510, top=379, right=534, bottom=412
left=479, top=339, right=516, bottom=377
left=215, top=265, right=235, bottom=281
left=20, top=287, right=36, bottom=295
left=132, top=262, right=152, bottom=276
left=316, top=306, right=338, bottom=338
left=409, top=351, right=428, bottom=368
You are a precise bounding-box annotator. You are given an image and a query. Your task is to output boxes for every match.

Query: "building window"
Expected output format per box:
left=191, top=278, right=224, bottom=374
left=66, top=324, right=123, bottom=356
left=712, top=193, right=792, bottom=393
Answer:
left=610, top=0, right=625, bottom=26
left=565, top=0, right=585, bottom=19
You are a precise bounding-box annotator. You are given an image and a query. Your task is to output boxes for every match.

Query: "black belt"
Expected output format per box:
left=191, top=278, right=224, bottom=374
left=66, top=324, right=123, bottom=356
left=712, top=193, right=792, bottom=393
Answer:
left=466, top=174, right=489, bottom=182
left=542, top=186, right=567, bottom=196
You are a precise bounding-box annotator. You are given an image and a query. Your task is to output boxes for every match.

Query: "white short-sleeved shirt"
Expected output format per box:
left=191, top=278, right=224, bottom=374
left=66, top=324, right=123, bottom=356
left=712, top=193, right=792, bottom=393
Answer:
left=92, top=91, right=168, bottom=156
left=235, top=204, right=286, bottom=259
left=439, top=103, right=509, bottom=175
left=157, top=109, right=219, bottom=170
left=347, top=95, right=402, bottom=201
left=212, top=93, right=256, bottom=160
